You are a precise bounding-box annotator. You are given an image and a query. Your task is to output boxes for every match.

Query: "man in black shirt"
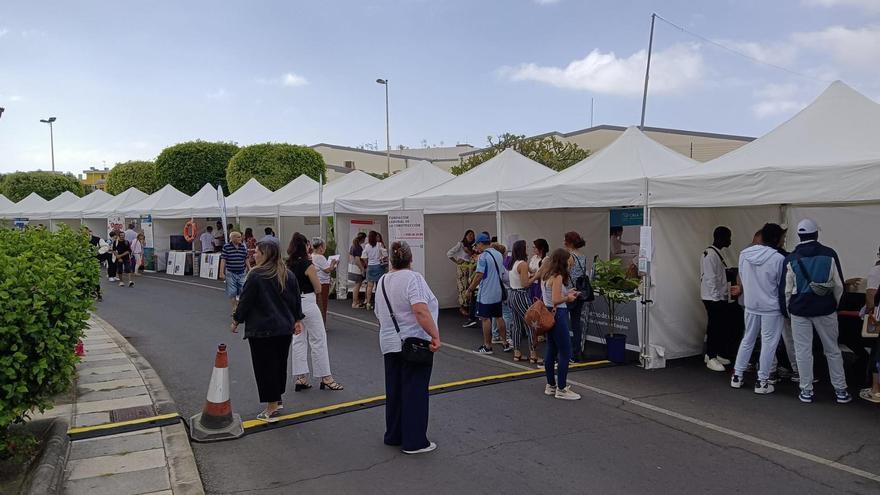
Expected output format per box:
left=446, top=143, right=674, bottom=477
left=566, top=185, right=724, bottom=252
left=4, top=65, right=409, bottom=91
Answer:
left=110, top=231, right=134, bottom=288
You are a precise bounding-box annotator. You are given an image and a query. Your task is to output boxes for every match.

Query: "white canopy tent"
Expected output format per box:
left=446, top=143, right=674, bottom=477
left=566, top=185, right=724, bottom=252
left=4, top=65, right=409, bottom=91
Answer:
left=334, top=161, right=454, bottom=290
left=237, top=175, right=319, bottom=240
left=18, top=191, right=80, bottom=221
left=403, top=149, right=557, bottom=308
left=49, top=190, right=115, bottom=231
left=82, top=188, right=149, bottom=219
left=0, top=195, right=13, bottom=214
left=647, top=81, right=880, bottom=362
left=0, top=192, right=50, bottom=220
left=151, top=183, right=222, bottom=219
left=119, top=185, right=190, bottom=218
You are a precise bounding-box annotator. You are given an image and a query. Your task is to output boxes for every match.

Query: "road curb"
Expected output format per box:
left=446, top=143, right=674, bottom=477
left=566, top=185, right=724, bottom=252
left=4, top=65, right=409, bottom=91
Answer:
left=90, top=313, right=206, bottom=495
left=22, top=417, right=69, bottom=495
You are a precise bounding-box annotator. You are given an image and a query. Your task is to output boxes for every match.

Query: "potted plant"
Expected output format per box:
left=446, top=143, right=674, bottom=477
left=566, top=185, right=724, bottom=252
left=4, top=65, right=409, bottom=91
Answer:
left=591, top=258, right=640, bottom=363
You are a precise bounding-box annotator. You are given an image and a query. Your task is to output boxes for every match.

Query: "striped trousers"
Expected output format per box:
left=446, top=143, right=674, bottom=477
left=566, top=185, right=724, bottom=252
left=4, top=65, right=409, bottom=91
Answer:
left=508, top=288, right=534, bottom=352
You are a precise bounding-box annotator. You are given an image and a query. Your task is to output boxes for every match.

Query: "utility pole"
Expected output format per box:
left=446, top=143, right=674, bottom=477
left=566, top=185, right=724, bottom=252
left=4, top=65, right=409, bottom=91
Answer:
left=376, top=78, right=391, bottom=175
left=40, top=117, right=57, bottom=172
left=639, top=13, right=656, bottom=130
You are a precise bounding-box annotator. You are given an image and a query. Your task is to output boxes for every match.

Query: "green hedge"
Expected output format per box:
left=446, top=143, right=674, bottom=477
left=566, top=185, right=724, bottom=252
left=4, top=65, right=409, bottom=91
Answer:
left=106, top=160, right=158, bottom=195
left=0, top=226, right=98, bottom=450
left=1, top=171, right=84, bottom=202
left=226, top=143, right=326, bottom=192
left=155, top=141, right=239, bottom=195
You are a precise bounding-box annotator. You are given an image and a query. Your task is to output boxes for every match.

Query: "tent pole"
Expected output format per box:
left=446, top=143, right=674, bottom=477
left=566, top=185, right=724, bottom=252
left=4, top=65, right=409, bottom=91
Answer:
left=318, top=175, right=324, bottom=239
left=495, top=191, right=502, bottom=240
left=276, top=206, right=282, bottom=244
left=640, top=177, right=652, bottom=368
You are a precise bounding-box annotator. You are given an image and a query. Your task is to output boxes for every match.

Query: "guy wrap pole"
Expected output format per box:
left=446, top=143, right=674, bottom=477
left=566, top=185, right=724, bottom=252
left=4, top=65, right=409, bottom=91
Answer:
left=639, top=13, right=656, bottom=130
left=639, top=13, right=657, bottom=367
left=318, top=174, right=324, bottom=238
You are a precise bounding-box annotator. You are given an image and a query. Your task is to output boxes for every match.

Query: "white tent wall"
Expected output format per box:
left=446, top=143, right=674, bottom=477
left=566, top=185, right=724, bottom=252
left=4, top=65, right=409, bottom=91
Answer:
left=500, top=209, right=609, bottom=266
left=649, top=205, right=781, bottom=360
left=237, top=216, right=278, bottom=238
left=51, top=219, right=82, bottom=231
left=83, top=218, right=108, bottom=237
left=280, top=216, right=320, bottom=243
left=423, top=213, right=496, bottom=309
left=785, top=204, right=880, bottom=279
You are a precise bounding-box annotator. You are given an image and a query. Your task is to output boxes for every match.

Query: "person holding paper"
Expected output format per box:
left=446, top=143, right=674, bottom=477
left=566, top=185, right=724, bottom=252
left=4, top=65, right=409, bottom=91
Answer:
left=311, top=237, right=339, bottom=324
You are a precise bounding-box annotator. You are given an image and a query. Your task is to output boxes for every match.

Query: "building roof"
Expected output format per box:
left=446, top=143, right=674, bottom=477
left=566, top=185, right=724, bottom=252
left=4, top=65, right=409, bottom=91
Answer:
left=312, top=142, right=473, bottom=161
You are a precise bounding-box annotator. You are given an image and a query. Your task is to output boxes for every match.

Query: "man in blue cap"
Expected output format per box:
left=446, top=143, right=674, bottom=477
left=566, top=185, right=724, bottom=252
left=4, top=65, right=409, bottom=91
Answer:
left=467, top=233, right=510, bottom=354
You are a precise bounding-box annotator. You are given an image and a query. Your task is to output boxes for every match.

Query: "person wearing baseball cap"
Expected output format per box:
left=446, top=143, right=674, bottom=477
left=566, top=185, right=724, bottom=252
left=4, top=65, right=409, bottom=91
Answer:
left=466, top=232, right=510, bottom=354
left=780, top=218, right=850, bottom=404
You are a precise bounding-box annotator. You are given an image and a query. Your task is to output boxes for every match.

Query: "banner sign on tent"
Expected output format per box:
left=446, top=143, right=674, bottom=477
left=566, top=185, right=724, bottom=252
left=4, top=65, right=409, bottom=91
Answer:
left=167, top=251, right=187, bottom=276
left=107, top=215, right=125, bottom=237
left=13, top=218, right=29, bottom=230
left=141, top=215, right=154, bottom=249
left=583, top=296, right=641, bottom=351
left=388, top=210, right=425, bottom=275
left=610, top=208, right=644, bottom=226
left=638, top=226, right=653, bottom=274
left=199, top=253, right=221, bottom=280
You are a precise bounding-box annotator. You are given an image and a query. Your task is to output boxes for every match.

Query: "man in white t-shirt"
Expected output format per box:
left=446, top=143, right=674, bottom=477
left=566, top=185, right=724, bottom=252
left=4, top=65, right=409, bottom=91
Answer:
left=124, top=223, right=138, bottom=244
left=200, top=226, right=215, bottom=253
left=700, top=226, right=741, bottom=372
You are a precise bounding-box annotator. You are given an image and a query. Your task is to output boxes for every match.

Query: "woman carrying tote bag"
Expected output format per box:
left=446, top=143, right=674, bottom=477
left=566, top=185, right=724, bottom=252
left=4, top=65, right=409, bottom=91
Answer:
left=374, top=241, right=442, bottom=454
left=540, top=248, right=581, bottom=401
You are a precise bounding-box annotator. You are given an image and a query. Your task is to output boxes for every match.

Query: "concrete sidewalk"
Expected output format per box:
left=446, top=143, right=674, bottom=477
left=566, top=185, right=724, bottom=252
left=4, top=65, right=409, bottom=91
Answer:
left=34, top=316, right=204, bottom=495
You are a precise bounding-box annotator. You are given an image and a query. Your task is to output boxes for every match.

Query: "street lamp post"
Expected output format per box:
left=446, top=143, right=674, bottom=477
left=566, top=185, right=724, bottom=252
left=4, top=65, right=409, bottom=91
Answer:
left=39, top=117, right=57, bottom=172
left=376, top=78, right=390, bottom=175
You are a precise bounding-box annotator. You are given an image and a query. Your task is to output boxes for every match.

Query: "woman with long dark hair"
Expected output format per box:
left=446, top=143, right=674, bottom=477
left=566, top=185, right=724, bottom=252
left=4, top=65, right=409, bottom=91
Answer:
left=564, top=231, right=588, bottom=362
left=244, top=227, right=257, bottom=269
left=448, top=229, right=476, bottom=317
left=232, top=240, right=304, bottom=422
left=287, top=233, right=343, bottom=391
left=528, top=238, right=550, bottom=301
left=508, top=240, right=540, bottom=364
left=362, top=230, right=385, bottom=310
left=541, top=248, right=581, bottom=401
left=348, top=232, right=367, bottom=308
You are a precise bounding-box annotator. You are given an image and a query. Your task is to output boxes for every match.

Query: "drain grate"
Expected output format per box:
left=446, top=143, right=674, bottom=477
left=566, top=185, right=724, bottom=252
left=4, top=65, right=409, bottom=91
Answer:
left=109, top=405, right=156, bottom=422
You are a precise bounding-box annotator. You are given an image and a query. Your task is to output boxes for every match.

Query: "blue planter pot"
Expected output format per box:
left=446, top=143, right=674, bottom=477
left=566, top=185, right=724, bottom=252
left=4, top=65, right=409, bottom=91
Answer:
left=606, top=333, right=627, bottom=364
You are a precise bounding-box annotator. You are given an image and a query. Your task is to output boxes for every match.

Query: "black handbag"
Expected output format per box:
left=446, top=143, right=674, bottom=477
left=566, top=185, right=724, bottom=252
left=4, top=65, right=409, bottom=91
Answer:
left=380, top=276, right=434, bottom=365
left=572, top=254, right=595, bottom=302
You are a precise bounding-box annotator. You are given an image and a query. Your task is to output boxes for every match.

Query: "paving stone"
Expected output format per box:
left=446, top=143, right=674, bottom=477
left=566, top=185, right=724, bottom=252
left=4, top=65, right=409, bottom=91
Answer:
left=67, top=448, right=166, bottom=480
left=77, top=357, right=132, bottom=370
left=69, top=429, right=163, bottom=460
left=84, top=346, right=128, bottom=356
left=77, top=370, right=142, bottom=385
left=64, top=466, right=170, bottom=495
left=80, top=352, right=127, bottom=363
left=85, top=342, right=119, bottom=350
left=81, top=338, right=113, bottom=345
left=27, top=403, right=73, bottom=421
left=79, top=363, right=138, bottom=376
left=78, top=378, right=145, bottom=392
left=74, top=412, right=111, bottom=427
left=76, top=394, right=154, bottom=414
left=142, top=491, right=173, bottom=495
left=77, top=385, right=149, bottom=403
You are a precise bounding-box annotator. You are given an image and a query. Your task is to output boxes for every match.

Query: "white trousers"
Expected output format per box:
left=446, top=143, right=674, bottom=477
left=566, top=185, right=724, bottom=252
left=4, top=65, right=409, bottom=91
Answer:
left=292, top=292, right=332, bottom=378
left=734, top=312, right=782, bottom=382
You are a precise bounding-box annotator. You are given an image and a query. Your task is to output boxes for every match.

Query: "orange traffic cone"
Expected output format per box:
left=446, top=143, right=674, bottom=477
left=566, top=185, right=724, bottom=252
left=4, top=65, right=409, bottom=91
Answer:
left=188, top=344, right=243, bottom=442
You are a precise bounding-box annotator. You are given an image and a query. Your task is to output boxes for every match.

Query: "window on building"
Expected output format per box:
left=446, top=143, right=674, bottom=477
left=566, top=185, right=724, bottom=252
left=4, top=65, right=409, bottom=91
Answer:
left=344, top=160, right=355, bottom=169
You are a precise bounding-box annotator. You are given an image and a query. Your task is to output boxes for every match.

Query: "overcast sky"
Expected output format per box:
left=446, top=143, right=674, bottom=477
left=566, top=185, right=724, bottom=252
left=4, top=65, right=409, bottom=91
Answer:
left=1, top=0, right=879, bottom=175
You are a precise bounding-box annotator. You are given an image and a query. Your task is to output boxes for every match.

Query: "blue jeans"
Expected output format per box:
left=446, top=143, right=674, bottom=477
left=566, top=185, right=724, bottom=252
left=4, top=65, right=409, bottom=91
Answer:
left=492, top=300, right=513, bottom=341
left=225, top=270, right=246, bottom=298
left=545, top=307, right=572, bottom=389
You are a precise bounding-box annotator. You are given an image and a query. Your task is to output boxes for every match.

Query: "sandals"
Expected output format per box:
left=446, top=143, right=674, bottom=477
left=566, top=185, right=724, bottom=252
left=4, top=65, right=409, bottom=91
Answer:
left=256, top=408, right=281, bottom=423
left=294, top=378, right=312, bottom=392
left=513, top=351, right=524, bottom=362
left=529, top=355, right=544, bottom=366
left=320, top=379, right=344, bottom=391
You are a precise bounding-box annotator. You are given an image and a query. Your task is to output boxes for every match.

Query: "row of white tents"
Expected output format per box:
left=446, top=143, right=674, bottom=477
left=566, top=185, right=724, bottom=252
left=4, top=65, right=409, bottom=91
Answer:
left=2, top=81, right=879, bottom=366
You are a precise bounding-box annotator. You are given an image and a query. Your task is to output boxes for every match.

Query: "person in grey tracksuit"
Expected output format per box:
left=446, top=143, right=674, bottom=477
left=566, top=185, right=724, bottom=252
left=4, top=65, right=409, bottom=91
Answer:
left=779, top=219, right=851, bottom=404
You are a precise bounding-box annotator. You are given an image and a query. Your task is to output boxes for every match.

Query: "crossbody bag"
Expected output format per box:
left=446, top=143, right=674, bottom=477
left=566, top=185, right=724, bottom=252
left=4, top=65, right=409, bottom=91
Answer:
left=571, top=254, right=595, bottom=302
left=380, top=275, right=434, bottom=365
left=488, top=252, right=508, bottom=302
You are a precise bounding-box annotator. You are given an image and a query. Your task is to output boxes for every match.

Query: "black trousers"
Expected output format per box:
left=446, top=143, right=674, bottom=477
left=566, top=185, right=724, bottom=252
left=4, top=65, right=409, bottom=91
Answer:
left=384, top=352, right=433, bottom=451
left=98, top=253, right=115, bottom=278
left=248, top=334, right=292, bottom=403
left=704, top=300, right=734, bottom=359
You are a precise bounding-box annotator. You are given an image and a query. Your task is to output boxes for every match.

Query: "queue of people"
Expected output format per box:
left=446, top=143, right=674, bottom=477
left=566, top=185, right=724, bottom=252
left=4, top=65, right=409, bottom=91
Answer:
left=701, top=218, right=880, bottom=404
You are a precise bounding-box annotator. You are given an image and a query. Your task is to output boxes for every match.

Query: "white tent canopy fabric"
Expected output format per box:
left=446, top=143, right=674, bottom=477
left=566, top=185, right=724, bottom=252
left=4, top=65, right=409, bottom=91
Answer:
left=0, top=194, right=13, bottom=215
left=51, top=190, right=115, bottom=220
left=152, top=183, right=220, bottom=219
left=82, top=188, right=149, bottom=218
left=120, top=185, right=189, bottom=218
left=227, top=179, right=272, bottom=216
left=2, top=192, right=48, bottom=219
left=405, top=149, right=556, bottom=214
left=650, top=81, right=880, bottom=207
left=501, top=126, right=699, bottom=210
left=334, top=161, right=453, bottom=215
left=280, top=171, right=379, bottom=217
left=238, top=175, right=319, bottom=217
left=17, top=191, right=80, bottom=220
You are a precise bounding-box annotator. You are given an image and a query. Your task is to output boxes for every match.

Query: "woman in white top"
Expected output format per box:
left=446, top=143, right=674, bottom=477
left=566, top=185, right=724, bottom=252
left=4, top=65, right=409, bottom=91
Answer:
left=540, top=248, right=581, bottom=401
left=374, top=241, right=441, bottom=455
left=311, top=237, right=338, bottom=325
left=362, top=231, right=386, bottom=310
left=447, top=230, right=476, bottom=317
left=131, top=233, right=145, bottom=275
left=508, top=240, right=541, bottom=365
left=528, top=238, right=550, bottom=299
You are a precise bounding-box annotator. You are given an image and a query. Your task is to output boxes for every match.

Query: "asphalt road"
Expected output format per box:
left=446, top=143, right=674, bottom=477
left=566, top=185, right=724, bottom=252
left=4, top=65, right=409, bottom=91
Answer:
left=94, top=273, right=880, bottom=495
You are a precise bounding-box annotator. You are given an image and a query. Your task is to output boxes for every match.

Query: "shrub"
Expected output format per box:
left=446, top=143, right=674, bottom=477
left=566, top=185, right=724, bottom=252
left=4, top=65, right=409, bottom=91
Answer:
left=452, top=133, right=589, bottom=175
left=155, top=141, right=239, bottom=195
left=106, top=160, right=158, bottom=195
left=1, top=171, right=84, bottom=202
left=226, top=143, right=326, bottom=192
left=0, top=226, right=98, bottom=457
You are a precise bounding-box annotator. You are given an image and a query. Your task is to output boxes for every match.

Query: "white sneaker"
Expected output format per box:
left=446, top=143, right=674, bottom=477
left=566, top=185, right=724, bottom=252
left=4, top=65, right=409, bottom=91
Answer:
left=118, top=282, right=125, bottom=287
left=544, top=384, right=557, bottom=396
left=109, top=277, right=117, bottom=282
left=402, top=441, right=437, bottom=455
left=754, top=380, right=775, bottom=395
left=716, top=356, right=731, bottom=366
left=730, top=374, right=744, bottom=389
left=555, top=386, right=581, bottom=400
left=706, top=358, right=725, bottom=372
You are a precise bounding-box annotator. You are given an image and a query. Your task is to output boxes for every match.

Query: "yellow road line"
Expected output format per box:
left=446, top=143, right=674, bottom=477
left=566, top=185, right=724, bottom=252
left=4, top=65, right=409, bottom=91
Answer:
left=67, top=412, right=180, bottom=435
left=242, top=360, right=610, bottom=430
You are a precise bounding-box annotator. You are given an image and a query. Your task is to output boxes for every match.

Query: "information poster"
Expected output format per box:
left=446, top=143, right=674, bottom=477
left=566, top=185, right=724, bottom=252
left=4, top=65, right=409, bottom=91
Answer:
left=141, top=215, right=154, bottom=248
left=609, top=208, right=643, bottom=275
left=200, top=253, right=221, bottom=280
left=168, top=252, right=187, bottom=276
left=13, top=218, right=29, bottom=230
left=388, top=210, right=425, bottom=275
left=582, top=295, right=641, bottom=352
left=107, top=215, right=125, bottom=237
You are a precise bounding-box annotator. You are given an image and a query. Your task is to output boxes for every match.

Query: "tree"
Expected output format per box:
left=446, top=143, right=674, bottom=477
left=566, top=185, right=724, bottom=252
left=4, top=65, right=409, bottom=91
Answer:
left=1, top=171, right=84, bottom=202
left=226, top=143, right=326, bottom=192
left=155, top=141, right=239, bottom=195
left=106, top=160, right=158, bottom=195
left=451, top=133, right=590, bottom=175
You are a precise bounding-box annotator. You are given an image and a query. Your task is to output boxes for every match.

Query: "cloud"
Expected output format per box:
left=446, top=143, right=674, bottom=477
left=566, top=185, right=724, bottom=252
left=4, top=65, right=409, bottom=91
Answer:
left=803, top=0, right=880, bottom=12
left=281, top=72, right=308, bottom=87
left=716, top=40, right=799, bottom=67
left=0, top=28, right=8, bottom=38
left=793, top=25, right=880, bottom=69
left=750, top=83, right=805, bottom=118
left=205, top=88, right=229, bottom=100
left=501, top=43, right=703, bottom=96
